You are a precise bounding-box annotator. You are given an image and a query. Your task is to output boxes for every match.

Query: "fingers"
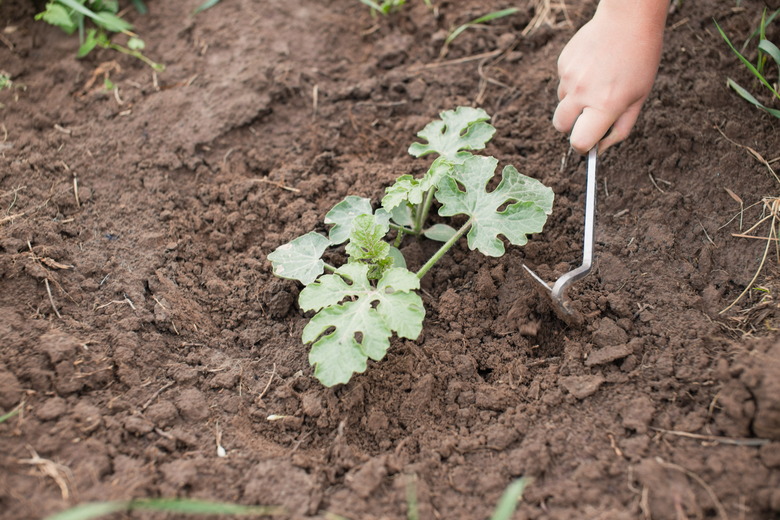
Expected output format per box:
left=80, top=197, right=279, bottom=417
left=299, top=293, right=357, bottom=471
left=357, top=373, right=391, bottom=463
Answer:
left=552, top=95, right=582, bottom=134
left=569, top=107, right=615, bottom=154
left=598, top=102, right=642, bottom=152
left=554, top=96, right=643, bottom=154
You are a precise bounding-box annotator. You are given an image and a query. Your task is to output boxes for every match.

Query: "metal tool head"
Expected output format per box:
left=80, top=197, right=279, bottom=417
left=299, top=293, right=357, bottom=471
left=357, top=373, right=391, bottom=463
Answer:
left=523, top=147, right=597, bottom=325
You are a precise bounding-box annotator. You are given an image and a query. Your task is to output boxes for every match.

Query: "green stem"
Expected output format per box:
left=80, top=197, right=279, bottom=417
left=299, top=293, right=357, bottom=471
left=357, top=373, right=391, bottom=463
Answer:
left=414, top=188, right=437, bottom=235
left=388, top=222, right=416, bottom=235
left=323, top=263, right=338, bottom=273
left=107, top=42, right=165, bottom=71
left=416, top=217, right=472, bottom=279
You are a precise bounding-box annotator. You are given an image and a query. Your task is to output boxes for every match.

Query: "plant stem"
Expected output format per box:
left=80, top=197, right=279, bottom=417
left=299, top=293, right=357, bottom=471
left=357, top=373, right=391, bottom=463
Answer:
left=107, top=42, right=165, bottom=70
left=388, top=222, right=416, bottom=235
left=416, top=217, right=472, bottom=279
left=323, top=263, right=338, bottom=273
left=414, top=188, right=437, bottom=235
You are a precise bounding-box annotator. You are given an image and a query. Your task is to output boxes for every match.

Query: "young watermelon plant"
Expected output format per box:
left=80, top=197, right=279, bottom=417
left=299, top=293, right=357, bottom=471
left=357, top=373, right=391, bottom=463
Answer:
left=35, top=0, right=163, bottom=70
left=268, top=107, right=554, bottom=386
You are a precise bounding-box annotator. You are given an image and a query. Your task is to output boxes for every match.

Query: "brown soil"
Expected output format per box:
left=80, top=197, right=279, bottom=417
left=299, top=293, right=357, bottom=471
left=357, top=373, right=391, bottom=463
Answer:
left=2, top=0, right=780, bottom=519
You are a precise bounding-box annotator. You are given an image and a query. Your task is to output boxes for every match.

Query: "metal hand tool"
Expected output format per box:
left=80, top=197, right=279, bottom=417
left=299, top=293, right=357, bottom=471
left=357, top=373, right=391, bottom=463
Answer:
left=523, top=146, right=597, bottom=324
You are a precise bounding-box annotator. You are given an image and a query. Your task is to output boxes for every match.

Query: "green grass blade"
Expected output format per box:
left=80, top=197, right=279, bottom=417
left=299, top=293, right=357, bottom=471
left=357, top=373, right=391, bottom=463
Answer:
left=0, top=406, right=21, bottom=423
left=727, top=78, right=780, bottom=118
left=405, top=474, right=419, bottom=520
left=44, top=502, right=131, bottom=520
left=358, top=0, right=386, bottom=14
left=131, top=0, right=148, bottom=14
left=740, top=9, right=779, bottom=52
left=194, top=0, right=222, bottom=14
left=444, top=7, right=519, bottom=46
left=490, top=478, right=531, bottom=520
left=758, top=39, right=780, bottom=87
left=444, top=24, right=470, bottom=47
left=467, top=7, right=520, bottom=25
left=715, top=20, right=780, bottom=100
left=44, top=498, right=286, bottom=520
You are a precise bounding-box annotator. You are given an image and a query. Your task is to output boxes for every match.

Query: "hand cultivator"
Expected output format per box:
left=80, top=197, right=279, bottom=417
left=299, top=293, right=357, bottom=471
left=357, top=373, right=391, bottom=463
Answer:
left=523, top=147, right=597, bottom=325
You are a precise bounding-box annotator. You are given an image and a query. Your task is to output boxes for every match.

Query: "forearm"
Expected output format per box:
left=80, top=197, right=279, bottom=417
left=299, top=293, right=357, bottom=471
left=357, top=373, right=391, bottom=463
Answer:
left=595, top=0, right=669, bottom=40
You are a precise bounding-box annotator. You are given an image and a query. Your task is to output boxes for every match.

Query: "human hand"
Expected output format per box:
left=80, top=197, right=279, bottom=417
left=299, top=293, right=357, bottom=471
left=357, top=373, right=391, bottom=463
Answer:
left=552, top=0, right=667, bottom=153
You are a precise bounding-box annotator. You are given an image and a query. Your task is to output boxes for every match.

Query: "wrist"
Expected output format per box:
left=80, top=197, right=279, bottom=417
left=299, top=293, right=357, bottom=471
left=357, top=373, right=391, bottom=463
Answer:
left=594, top=0, right=669, bottom=34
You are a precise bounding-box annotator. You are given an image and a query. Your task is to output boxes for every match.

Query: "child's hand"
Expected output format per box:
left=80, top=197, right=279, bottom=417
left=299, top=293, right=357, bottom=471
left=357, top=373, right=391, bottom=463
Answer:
left=553, top=0, right=667, bottom=153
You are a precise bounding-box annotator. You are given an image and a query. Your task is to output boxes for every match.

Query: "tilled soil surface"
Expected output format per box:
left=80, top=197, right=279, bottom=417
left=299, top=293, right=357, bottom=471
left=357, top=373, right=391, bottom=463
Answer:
left=2, top=0, right=780, bottom=519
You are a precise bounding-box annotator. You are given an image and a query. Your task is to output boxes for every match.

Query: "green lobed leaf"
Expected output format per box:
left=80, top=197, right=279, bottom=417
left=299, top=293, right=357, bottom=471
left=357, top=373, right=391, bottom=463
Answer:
left=325, top=196, right=390, bottom=244
left=435, top=155, right=554, bottom=257
left=267, top=231, right=330, bottom=285
left=408, top=107, right=496, bottom=161
left=299, top=264, right=423, bottom=386
left=345, top=214, right=393, bottom=279
left=382, top=158, right=453, bottom=211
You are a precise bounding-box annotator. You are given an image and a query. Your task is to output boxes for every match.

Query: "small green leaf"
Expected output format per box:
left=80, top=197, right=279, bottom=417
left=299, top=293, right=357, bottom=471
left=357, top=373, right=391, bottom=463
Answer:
left=345, top=214, right=393, bottom=279
left=382, top=158, right=453, bottom=211
left=436, top=155, right=554, bottom=257
left=77, top=28, right=100, bottom=57
left=299, top=264, right=423, bottom=386
left=424, top=223, right=458, bottom=242
left=325, top=196, right=389, bottom=244
left=131, top=0, right=148, bottom=14
left=408, top=107, right=496, bottom=161
left=127, top=37, right=145, bottom=50
left=99, top=0, right=120, bottom=14
left=390, top=204, right=414, bottom=228
left=36, top=3, right=78, bottom=34
left=267, top=231, right=330, bottom=285
left=490, top=478, right=531, bottom=520
left=325, top=196, right=372, bottom=244
left=388, top=246, right=407, bottom=269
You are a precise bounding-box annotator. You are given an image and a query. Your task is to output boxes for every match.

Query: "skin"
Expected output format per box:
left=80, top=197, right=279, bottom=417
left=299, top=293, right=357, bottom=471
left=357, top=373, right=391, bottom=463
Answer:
left=553, top=0, right=669, bottom=153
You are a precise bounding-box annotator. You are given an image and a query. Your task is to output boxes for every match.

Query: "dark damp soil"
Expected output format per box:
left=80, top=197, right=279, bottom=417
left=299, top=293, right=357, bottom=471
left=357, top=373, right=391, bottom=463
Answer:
left=2, top=0, right=780, bottom=519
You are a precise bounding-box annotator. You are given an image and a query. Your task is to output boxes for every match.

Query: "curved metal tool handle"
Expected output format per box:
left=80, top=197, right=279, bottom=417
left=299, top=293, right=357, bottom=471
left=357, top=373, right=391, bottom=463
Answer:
left=552, top=146, right=597, bottom=309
